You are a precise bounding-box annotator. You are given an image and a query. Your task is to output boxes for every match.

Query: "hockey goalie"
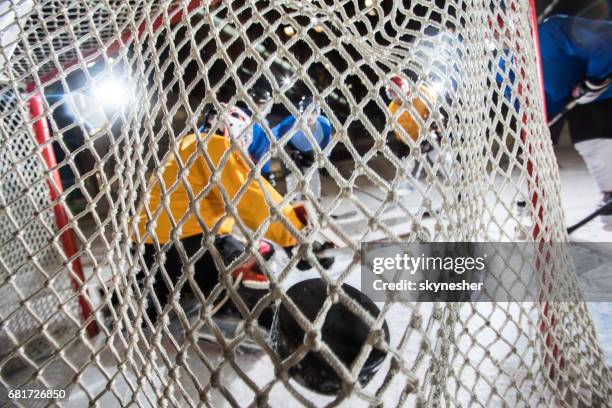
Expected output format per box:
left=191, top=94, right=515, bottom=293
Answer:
left=131, top=103, right=387, bottom=394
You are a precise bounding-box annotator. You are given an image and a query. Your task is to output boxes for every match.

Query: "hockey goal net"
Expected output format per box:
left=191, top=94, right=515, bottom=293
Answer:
left=0, top=0, right=611, bottom=406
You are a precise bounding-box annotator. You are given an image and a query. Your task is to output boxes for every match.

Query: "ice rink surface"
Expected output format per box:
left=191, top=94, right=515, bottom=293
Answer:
left=555, top=147, right=612, bottom=367
left=58, top=145, right=612, bottom=407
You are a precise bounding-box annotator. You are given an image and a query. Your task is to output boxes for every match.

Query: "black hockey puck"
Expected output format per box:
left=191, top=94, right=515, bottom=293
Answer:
left=270, top=278, right=389, bottom=395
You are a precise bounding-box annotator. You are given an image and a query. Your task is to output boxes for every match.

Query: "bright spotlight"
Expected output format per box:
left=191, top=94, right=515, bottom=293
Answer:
left=428, top=80, right=445, bottom=99
left=92, top=76, right=131, bottom=110
left=66, top=73, right=134, bottom=132
left=280, top=74, right=292, bottom=87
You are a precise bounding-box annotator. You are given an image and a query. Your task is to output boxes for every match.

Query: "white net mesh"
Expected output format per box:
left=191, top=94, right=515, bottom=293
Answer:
left=1, top=0, right=611, bottom=406
left=0, top=88, right=89, bottom=406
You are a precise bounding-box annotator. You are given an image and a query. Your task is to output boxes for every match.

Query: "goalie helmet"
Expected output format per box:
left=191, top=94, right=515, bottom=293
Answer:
left=249, top=79, right=272, bottom=105
left=386, top=75, right=410, bottom=101
left=249, top=78, right=273, bottom=117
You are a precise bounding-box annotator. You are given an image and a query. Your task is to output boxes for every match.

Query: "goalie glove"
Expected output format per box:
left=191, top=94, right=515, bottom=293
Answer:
left=571, top=78, right=611, bottom=105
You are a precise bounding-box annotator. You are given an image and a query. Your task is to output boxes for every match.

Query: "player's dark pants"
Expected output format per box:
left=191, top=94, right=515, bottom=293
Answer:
left=285, top=143, right=316, bottom=171
left=550, top=98, right=612, bottom=145
left=140, top=234, right=244, bottom=322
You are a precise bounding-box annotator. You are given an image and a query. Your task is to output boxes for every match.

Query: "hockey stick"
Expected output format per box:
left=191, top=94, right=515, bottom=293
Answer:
left=353, top=185, right=386, bottom=202
left=330, top=210, right=358, bottom=220
left=547, top=100, right=577, bottom=127
left=567, top=200, right=612, bottom=235
left=548, top=75, right=611, bottom=127
left=315, top=232, right=419, bottom=258
left=516, top=198, right=611, bottom=235
left=351, top=167, right=422, bottom=203
left=352, top=171, right=440, bottom=217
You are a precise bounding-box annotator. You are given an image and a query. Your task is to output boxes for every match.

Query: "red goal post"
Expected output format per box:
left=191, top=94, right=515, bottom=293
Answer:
left=7, top=0, right=210, bottom=341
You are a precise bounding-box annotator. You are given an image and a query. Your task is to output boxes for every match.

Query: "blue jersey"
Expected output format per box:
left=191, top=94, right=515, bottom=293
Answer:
left=493, top=49, right=520, bottom=112
left=275, top=115, right=332, bottom=152
left=249, top=122, right=273, bottom=174
left=249, top=114, right=332, bottom=174
left=203, top=115, right=332, bottom=175
left=539, top=16, right=612, bottom=117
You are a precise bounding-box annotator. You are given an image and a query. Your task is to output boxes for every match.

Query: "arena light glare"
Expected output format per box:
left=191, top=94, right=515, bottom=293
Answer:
left=428, top=80, right=445, bottom=99
left=91, top=75, right=131, bottom=110
left=66, top=73, right=134, bottom=132
left=280, top=74, right=292, bottom=87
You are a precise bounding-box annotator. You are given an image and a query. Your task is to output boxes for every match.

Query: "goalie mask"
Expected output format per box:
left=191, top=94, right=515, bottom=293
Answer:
left=298, top=96, right=321, bottom=127
left=223, top=106, right=253, bottom=148
left=386, top=75, right=410, bottom=101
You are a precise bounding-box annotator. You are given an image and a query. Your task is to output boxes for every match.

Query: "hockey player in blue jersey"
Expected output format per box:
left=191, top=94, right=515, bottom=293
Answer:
left=199, top=87, right=333, bottom=200
left=540, top=16, right=612, bottom=120
left=242, top=88, right=333, bottom=197
left=274, top=96, right=332, bottom=200
left=240, top=89, right=335, bottom=268
left=247, top=82, right=275, bottom=176
left=539, top=15, right=612, bottom=227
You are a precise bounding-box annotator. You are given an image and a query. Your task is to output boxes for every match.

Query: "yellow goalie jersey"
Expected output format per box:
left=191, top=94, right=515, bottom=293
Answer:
left=137, top=133, right=304, bottom=247
left=388, top=85, right=436, bottom=144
